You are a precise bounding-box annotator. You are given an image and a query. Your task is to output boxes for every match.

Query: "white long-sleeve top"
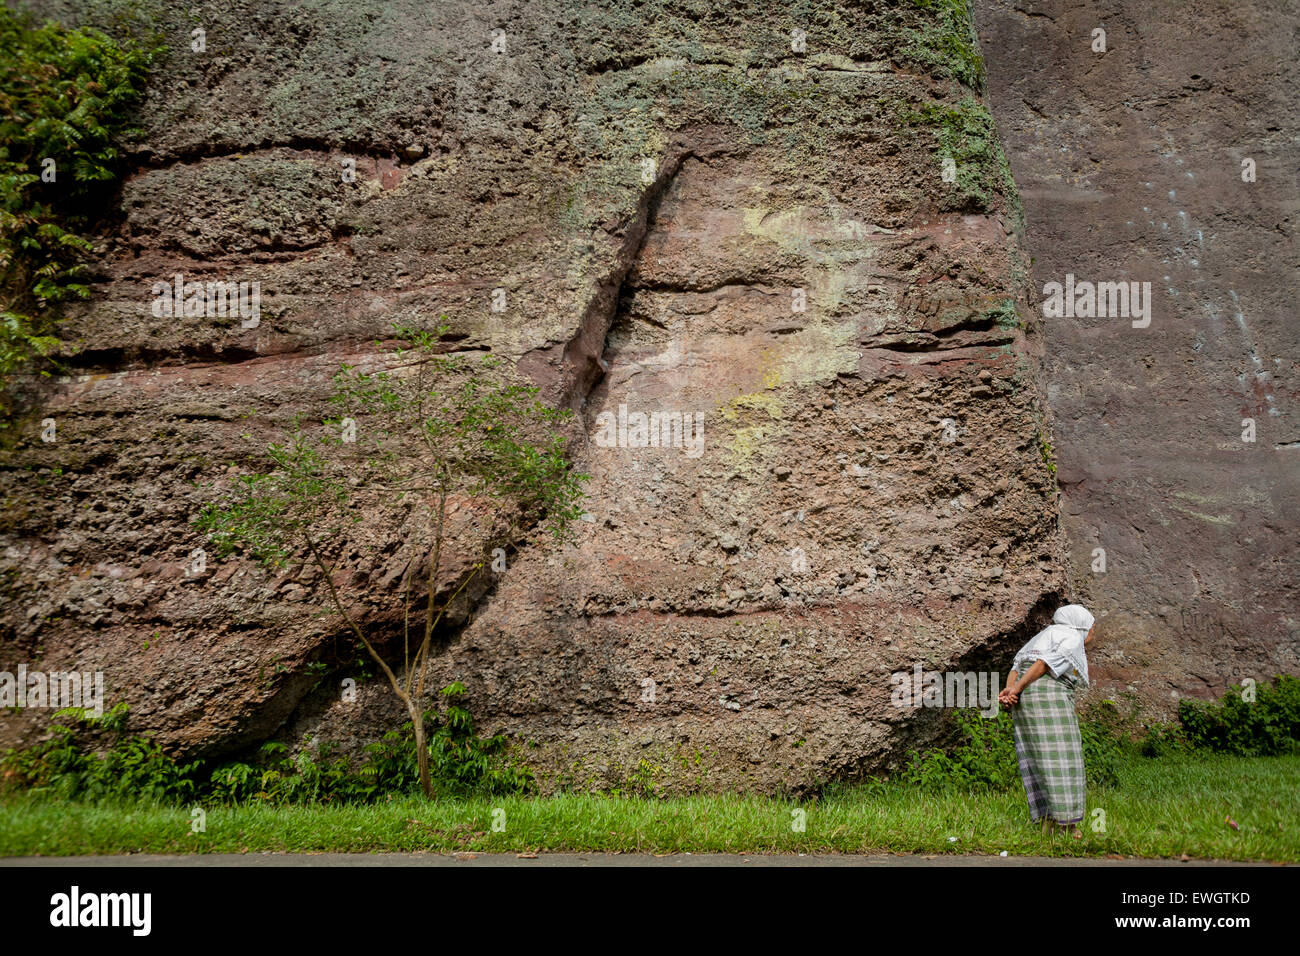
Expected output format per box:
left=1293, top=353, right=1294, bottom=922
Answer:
left=1012, top=626, right=1088, bottom=684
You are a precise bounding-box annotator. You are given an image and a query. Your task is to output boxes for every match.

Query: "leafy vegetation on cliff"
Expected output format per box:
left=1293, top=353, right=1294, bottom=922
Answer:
left=1175, top=675, right=1300, bottom=756
left=3, top=681, right=1296, bottom=861
left=0, top=6, right=152, bottom=421
left=6, top=678, right=1295, bottom=811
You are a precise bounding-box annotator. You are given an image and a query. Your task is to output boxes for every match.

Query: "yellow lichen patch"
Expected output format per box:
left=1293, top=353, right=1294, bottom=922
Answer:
left=722, top=423, right=776, bottom=464
left=767, top=322, right=860, bottom=385
left=640, top=128, right=669, bottom=172
left=717, top=389, right=786, bottom=470
left=736, top=202, right=871, bottom=383
left=741, top=203, right=877, bottom=265
left=719, top=389, right=785, bottom=423
left=1172, top=491, right=1220, bottom=506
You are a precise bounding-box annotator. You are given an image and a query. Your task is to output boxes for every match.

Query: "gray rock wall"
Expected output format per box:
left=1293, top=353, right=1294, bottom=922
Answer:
left=974, top=0, right=1299, bottom=714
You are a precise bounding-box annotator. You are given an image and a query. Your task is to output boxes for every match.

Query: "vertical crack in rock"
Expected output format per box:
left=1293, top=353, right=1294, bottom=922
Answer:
left=558, top=146, right=703, bottom=413
left=212, top=153, right=718, bottom=755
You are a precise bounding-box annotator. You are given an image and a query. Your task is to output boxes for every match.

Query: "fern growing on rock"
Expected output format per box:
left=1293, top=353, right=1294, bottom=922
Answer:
left=0, top=6, right=153, bottom=423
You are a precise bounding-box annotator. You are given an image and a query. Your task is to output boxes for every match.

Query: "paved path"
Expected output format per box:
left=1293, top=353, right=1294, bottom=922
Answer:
left=2, top=852, right=1280, bottom=866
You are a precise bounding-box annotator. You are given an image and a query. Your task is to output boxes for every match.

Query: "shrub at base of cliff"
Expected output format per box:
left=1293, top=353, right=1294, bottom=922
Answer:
left=0, top=703, right=196, bottom=802
left=6, top=680, right=1296, bottom=814
left=208, top=684, right=534, bottom=804
left=1, top=686, right=532, bottom=805
left=0, top=6, right=153, bottom=422
left=195, top=323, right=587, bottom=799
left=1088, top=677, right=1300, bottom=758
left=1176, top=675, right=1300, bottom=757
left=895, top=710, right=1123, bottom=793
left=891, top=677, right=1300, bottom=795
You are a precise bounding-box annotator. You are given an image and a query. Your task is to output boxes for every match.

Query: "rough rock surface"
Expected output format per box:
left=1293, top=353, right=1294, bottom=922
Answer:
left=973, top=0, right=1299, bottom=713
left=6, top=0, right=1073, bottom=791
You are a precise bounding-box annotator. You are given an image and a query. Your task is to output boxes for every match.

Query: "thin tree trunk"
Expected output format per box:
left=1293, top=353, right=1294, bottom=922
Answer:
left=414, top=468, right=449, bottom=700
left=304, top=538, right=402, bottom=693
left=411, top=701, right=432, bottom=798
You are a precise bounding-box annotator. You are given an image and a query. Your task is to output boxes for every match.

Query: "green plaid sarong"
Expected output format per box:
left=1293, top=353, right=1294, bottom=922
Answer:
left=1013, top=674, right=1085, bottom=824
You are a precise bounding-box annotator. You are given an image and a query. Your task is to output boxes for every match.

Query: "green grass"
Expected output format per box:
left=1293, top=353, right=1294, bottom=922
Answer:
left=2, top=754, right=1295, bottom=861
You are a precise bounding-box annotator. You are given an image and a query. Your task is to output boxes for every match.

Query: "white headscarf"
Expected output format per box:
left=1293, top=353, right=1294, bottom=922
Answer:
left=1049, top=604, right=1094, bottom=685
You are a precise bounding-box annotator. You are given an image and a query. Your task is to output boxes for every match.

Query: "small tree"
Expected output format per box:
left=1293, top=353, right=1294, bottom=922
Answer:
left=197, top=324, right=587, bottom=798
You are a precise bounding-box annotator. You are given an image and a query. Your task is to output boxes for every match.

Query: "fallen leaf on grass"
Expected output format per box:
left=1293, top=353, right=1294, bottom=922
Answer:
left=1225, top=816, right=1239, bottom=831
left=516, top=852, right=538, bottom=859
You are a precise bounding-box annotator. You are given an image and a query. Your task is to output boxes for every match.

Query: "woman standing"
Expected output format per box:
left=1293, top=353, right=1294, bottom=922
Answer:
left=998, top=604, right=1097, bottom=837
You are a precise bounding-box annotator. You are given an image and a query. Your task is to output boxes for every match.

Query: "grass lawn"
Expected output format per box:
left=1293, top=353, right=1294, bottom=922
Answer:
left=2, top=754, right=1295, bottom=861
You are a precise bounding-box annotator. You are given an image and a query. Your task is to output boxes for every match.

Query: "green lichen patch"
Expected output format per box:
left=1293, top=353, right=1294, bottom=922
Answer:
left=987, top=299, right=1021, bottom=330
left=899, top=0, right=986, bottom=92
left=896, top=95, right=1018, bottom=214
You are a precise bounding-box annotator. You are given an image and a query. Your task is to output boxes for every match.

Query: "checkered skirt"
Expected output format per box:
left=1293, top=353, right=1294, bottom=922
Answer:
left=1013, top=674, right=1086, bottom=824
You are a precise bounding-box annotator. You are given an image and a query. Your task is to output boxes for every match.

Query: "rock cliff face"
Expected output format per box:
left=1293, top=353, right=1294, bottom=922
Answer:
left=973, top=0, right=1299, bottom=712
left=9, top=0, right=1285, bottom=792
